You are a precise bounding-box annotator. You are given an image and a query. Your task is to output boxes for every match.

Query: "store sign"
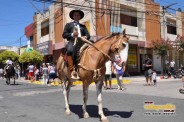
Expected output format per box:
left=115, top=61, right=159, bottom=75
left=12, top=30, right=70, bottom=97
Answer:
left=36, top=41, right=53, bottom=55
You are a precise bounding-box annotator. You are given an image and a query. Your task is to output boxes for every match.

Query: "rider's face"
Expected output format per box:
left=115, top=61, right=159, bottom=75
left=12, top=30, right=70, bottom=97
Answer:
left=73, top=12, right=81, bottom=21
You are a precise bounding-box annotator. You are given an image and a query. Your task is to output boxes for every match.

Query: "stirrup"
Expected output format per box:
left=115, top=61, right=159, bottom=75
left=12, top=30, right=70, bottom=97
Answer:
left=71, top=71, right=80, bottom=80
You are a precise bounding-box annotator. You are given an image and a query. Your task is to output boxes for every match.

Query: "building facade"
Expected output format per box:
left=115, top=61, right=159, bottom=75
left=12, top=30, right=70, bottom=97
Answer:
left=25, top=0, right=184, bottom=75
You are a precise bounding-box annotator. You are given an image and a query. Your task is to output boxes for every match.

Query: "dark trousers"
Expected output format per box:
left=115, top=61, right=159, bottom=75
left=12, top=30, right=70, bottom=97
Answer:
left=66, top=39, right=84, bottom=66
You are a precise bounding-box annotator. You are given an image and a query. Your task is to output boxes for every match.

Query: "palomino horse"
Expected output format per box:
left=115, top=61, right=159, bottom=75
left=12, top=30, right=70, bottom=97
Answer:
left=57, top=29, right=129, bottom=122
left=4, top=65, right=16, bottom=85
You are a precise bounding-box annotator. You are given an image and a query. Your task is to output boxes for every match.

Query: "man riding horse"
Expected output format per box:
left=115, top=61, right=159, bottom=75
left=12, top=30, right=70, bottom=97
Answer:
left=62, top=9, right=91, bottom=79
left=4, top=57, right=13, bottom=74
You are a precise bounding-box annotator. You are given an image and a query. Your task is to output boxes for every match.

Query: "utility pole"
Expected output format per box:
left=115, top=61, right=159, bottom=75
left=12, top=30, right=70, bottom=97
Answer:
left=162, top=3, right=177, bottom=39
left=161, top=3, right=177, bottom=72
left=19, top=36, right=24, bottom=77
left=19, top=37, right=21, bottom=55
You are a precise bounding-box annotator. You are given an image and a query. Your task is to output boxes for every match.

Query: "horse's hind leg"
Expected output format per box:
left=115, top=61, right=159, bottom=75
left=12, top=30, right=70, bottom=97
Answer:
left=82, top=83, right=89, bottom=118
left=6, top=77, right=9, bottom=85
left=8, top=78, right=10, bottom=85
left=63, top=80, right=72, bottom=115
left=14, top=77, right=15, bottom=85
left=96, top=81, right=108, bottom=122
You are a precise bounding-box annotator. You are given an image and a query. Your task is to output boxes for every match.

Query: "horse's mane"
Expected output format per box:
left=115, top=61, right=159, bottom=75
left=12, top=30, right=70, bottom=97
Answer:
left=77, top=33, right=121, bottom=62
left=94, top=33, right=120, bottom=43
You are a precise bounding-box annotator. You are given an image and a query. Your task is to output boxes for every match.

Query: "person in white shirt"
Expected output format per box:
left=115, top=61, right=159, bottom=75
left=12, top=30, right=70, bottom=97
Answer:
left=42, top=63, right=49, bottom=85
left=4, top=58, right=13, bottom=69
left=152, top=69, right=157, bottom=85
left=170, top=60, right=175, bottom=73
left=4, top=58, right=13, bottom=75
left=0, top=67, right=3, bottom=79
left=27, top=63, right=34, bottom=80
left=48, top=63, right=57, bottom=86
left=104, top=61, right=113, bottom=89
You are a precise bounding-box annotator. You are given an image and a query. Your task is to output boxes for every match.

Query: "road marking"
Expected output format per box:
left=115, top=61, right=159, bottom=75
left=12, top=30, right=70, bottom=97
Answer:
left=13, top=89, right=62, bottom=97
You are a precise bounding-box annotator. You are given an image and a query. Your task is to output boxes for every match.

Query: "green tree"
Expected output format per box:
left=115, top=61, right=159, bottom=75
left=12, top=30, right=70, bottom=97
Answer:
left=0, top=50, right=19, bottom=65
left=19, top=50, right=43, bottom=64
left=151, top=38, right=173, bottom=74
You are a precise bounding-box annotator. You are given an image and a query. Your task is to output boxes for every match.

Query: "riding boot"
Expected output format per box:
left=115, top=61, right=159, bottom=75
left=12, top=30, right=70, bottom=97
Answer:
left=67, top=56, right=80, bottom=80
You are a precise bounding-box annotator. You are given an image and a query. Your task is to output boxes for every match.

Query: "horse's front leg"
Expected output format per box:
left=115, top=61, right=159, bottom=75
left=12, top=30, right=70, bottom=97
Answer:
left=63, top=80, right=72, bottom=115
left=96, top=80, right=108, bottom=122
left=82, top=82, right=90, bottom=118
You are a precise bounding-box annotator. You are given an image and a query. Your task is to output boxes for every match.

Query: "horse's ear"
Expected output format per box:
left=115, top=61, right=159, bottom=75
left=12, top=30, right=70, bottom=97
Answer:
left=122, top=29, right=126, bottom=35
left=122, top=29, right=127, bottom=37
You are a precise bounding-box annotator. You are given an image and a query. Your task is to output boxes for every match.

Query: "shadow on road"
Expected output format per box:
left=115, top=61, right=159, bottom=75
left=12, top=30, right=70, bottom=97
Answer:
left=70, top=104, right=133, bottom=119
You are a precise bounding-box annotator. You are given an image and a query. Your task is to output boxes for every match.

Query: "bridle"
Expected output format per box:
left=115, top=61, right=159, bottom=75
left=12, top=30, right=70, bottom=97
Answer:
left=78, top=34, right=128, bottom=79
left=80, top=34, right=128, bottom=63
left=109, top=34, right=128, bottom=63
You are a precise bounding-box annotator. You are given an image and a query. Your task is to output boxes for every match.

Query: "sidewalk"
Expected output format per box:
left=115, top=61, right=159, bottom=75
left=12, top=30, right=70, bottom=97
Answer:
left=18, top=75, right=170, bottom=86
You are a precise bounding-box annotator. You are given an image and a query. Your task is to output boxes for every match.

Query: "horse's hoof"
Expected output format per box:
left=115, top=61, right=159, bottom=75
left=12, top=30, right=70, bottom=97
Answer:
left=179, top=89, right=184, bottom=94
left=83, top=112, right=89, bottom=119
left=101, top=117, right=109, bottom=122
left=65, top=110, right=71, bottom=115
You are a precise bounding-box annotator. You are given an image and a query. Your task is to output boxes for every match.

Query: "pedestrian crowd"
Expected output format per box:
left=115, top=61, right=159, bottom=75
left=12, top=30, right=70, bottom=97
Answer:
left=25, top=62, right=57, bottom=86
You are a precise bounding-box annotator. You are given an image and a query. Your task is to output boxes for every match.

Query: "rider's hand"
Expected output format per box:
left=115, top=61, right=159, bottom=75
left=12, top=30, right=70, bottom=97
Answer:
left=73, top=31, right=78, bottom=38
left=82, top=36, right=87, bottom=39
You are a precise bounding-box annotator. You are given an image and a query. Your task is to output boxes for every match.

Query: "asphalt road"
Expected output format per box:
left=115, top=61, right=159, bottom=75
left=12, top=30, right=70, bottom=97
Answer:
left=0, top=77, right=184, bottom=122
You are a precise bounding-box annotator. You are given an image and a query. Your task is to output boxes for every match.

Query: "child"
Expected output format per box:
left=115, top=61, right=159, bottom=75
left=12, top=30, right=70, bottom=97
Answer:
left=152, top=69, right=157, bottom=85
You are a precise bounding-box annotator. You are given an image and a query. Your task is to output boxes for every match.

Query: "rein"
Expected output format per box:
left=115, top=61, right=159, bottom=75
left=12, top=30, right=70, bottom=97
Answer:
left=80, top=36, right=122, bottom=62
left=78, top=35, right=124, bottom=79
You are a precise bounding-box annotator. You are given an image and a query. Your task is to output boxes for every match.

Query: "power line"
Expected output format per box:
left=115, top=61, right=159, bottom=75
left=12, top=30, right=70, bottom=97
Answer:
left=28, top=0, right=184, bottom=39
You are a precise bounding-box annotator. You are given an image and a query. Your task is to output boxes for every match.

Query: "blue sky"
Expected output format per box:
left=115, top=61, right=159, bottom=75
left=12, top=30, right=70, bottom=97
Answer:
left=0, top=0, right=50, bottom=47
left=155, top=0, right=184, bottom=12
left=0, top=0, right=184, bottom=47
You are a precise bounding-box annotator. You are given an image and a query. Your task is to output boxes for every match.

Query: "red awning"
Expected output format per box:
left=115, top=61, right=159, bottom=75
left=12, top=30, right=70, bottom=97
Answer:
left=25, top=23, right=34, bottom=37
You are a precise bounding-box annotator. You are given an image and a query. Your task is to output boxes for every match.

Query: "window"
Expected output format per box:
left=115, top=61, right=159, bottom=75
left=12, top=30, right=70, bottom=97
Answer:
left=120, top=14, right=137, bottom=27
left=41, top=20, right=49, bottom=36
left=167, top=25, right=176, bottom=35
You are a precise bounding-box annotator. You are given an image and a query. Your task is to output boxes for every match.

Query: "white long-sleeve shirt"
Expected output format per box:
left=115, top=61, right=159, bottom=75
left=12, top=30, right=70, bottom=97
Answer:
left=105, top=61, right=112, bottom=75
left=152, top=72, right=157, bottom=80
left=6, top=59, right=13, bottom=65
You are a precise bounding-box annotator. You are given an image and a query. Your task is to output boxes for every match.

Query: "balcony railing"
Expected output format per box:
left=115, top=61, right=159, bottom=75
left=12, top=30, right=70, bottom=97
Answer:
left=167, top=33, right=177, bottom=41
left=40, top=34, right=49, bottom=43
left=121, top=24, right=138, bottom=36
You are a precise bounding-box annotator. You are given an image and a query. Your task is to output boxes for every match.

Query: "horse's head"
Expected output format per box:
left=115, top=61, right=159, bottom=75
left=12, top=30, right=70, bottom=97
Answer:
left=110, top=29, right=129, bottom=66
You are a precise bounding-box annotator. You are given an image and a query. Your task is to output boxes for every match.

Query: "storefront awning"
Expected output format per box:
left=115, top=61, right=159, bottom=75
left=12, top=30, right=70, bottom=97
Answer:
left=25, top=23, right=34, bottom=37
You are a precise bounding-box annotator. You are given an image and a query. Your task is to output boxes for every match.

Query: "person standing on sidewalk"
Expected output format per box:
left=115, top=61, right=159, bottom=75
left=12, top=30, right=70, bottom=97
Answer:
left=104, top=60, right=113, bottom=90
left=143, top=55, right=153, bottom=86
left=0, top=67, right=3, bottom=79
left=152, top=69, right=157, bottom=85
left=169, top=60, right=175, bottom=74
left=112, top=55, right=126, bottom=90
left=48, top=63, right=57, bottom=86
left=17, top=64, right=21, bottom=79
left=42, top=63, right=49, bottom=85
left=27, top=63, right=34, bottom=81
